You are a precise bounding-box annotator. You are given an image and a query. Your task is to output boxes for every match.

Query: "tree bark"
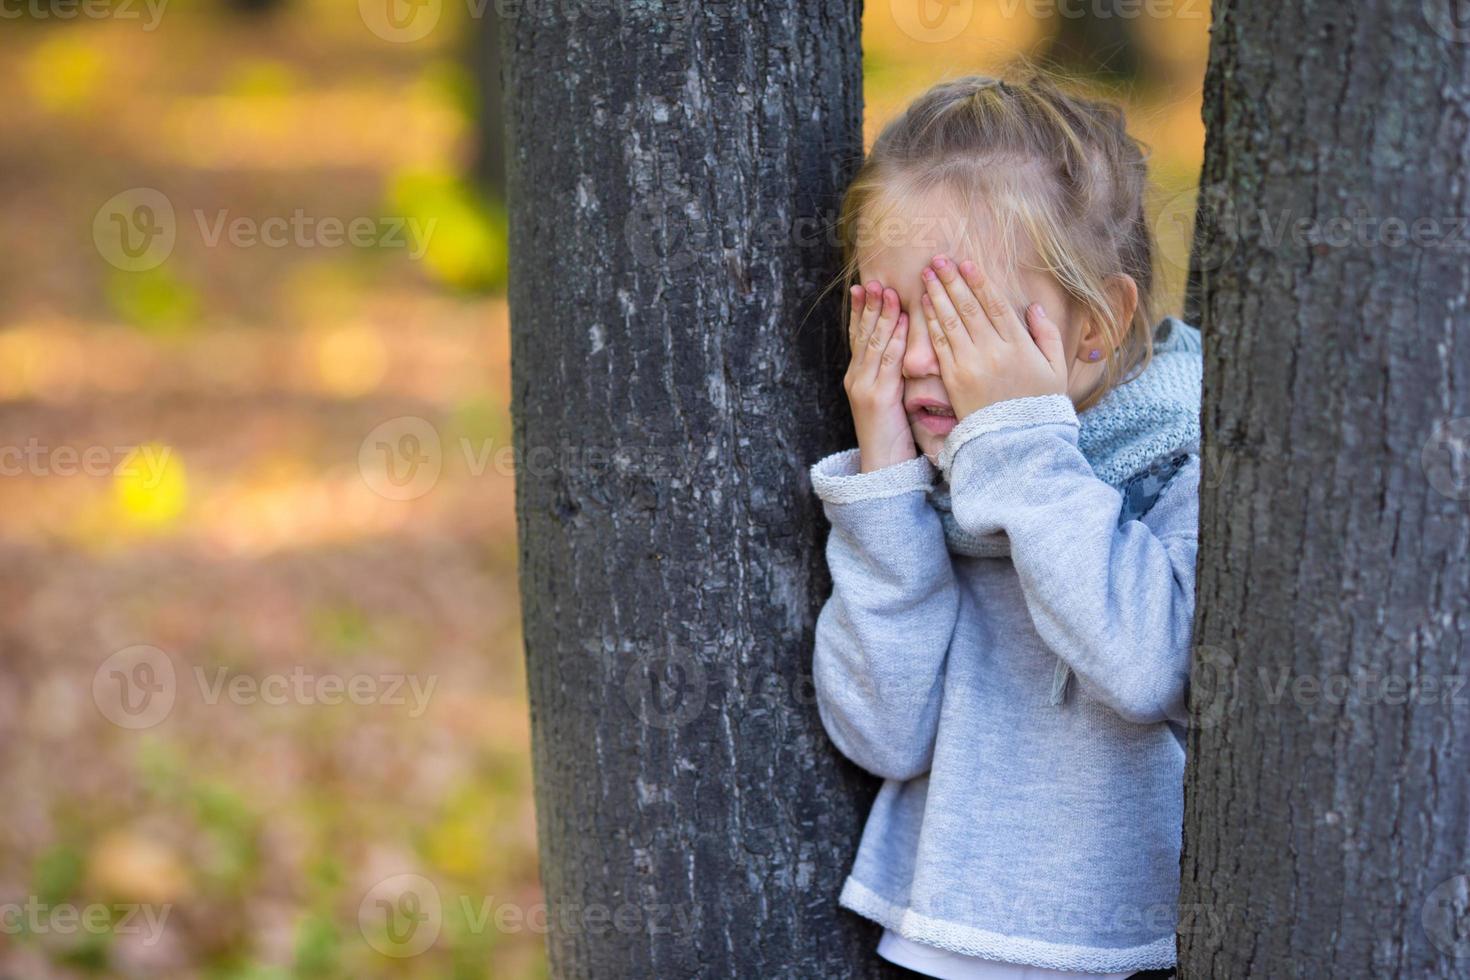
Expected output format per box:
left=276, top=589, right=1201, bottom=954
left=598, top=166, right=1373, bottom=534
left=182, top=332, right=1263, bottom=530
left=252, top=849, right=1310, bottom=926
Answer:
left=1040, top=3, right=1143, bottom=84
left=468, top=4, right=505, bottom=203
left=505, top=3, right=900, bottom=977
left=1183, top=2, right=1470, bottom=976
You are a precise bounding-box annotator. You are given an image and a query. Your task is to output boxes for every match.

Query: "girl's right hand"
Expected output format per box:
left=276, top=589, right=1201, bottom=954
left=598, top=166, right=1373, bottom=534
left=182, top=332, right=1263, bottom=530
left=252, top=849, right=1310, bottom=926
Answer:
left=844, top=282, right=915, bottom=473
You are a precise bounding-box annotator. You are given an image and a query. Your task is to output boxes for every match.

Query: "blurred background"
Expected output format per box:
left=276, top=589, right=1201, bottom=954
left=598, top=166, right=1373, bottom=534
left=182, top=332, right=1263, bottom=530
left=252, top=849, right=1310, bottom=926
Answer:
left=0, top=2, right=1207, bottom=976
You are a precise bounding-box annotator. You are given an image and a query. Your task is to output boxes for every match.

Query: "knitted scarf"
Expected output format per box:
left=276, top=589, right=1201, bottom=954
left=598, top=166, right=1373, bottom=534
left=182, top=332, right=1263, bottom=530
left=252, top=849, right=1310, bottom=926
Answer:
left=926, top=317, right=1203, bottom=702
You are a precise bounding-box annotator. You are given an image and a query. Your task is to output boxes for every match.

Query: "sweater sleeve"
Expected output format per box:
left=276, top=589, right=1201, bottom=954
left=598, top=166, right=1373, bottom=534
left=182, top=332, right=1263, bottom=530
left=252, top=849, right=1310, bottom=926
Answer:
left=809, top=448, right=959, bottom=780
left=938, top=395, right=1198, bottom=727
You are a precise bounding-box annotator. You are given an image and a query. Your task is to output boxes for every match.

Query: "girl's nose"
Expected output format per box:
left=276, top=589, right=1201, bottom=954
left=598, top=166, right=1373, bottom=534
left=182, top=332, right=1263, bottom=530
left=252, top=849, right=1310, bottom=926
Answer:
left=902, top=307, right=940, bottom=379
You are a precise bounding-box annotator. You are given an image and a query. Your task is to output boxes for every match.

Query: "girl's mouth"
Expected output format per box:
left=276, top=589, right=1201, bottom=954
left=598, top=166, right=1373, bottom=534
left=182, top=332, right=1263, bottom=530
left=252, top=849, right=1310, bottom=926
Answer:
left=912, top=403, right=957, bottom=436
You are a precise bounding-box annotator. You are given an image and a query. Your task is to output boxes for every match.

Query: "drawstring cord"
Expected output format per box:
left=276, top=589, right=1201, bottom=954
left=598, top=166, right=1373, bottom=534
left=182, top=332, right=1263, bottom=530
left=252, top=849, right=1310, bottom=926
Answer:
left=1050, top=659, right=1072, bottom=705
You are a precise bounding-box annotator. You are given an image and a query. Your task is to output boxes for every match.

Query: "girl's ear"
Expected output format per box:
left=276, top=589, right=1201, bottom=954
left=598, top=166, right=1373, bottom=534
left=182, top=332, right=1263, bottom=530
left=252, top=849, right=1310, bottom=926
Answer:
left=1077, top=274, right=1139, bottom=354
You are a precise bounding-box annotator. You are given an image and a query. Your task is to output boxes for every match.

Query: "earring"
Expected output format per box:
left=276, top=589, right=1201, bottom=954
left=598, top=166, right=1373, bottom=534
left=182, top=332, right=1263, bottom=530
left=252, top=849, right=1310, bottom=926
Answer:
left=1087, top=349, right=1102, bottom=362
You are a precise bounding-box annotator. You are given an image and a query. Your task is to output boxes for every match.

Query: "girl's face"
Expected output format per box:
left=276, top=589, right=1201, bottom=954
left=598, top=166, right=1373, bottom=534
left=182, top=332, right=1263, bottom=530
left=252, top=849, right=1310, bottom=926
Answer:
left=855, top=189, right=1098, bottom=462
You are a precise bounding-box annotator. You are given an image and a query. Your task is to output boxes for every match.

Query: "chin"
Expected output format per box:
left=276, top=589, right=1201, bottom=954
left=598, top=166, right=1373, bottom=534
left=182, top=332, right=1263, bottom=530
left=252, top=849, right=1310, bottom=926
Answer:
left=913, top=428, right=946, bottom=463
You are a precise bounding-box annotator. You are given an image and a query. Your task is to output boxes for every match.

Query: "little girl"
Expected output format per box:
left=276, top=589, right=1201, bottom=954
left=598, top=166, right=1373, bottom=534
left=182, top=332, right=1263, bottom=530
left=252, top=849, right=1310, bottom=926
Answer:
left=809, top=75, right=1201, bottom=979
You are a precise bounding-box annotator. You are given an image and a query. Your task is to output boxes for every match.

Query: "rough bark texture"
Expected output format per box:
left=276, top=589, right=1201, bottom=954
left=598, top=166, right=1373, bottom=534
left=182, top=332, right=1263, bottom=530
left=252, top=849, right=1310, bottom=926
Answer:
left=505, top=3, right=904, bottom=977
left=1183, top=2, right=1470, bottom=976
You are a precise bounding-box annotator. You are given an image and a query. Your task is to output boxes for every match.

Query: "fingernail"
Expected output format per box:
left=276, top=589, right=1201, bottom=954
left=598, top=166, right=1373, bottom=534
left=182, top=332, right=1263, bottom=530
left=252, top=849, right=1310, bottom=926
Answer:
left=932, top=256, right=948, bottom=269
left=922, top=267, right=936, bottom=281
left=1030, top=303, right=1046, bottom=318
left=960, top=260, right=977, bottom=277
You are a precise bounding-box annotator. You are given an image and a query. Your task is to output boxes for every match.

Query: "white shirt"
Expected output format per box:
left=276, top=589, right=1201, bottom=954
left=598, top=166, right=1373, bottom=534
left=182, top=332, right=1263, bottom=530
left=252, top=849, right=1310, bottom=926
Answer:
left=878, top=929, right=1141, bottom=980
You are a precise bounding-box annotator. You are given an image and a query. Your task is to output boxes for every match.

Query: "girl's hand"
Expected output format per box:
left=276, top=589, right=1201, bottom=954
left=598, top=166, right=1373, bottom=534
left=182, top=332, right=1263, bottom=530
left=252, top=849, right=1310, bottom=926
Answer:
left=844, top=281, right=915, bottom=472
left=919, top=255, right=1068, bottom=420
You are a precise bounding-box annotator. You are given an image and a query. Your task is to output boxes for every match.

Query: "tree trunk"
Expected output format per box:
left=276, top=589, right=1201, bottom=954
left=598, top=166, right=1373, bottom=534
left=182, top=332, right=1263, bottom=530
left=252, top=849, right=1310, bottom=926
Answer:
left=468, top=5, right=505, bottom=203
left=504, top=3, right=900, bottom=977
left=1182, top=2, right=1470, bottom=976
left=1040, top=3, right=1142, bottom=84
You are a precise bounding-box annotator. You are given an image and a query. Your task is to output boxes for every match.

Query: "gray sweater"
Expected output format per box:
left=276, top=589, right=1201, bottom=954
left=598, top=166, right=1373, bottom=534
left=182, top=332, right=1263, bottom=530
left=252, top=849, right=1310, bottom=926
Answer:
left=809, top=347, right=1200, bottom=973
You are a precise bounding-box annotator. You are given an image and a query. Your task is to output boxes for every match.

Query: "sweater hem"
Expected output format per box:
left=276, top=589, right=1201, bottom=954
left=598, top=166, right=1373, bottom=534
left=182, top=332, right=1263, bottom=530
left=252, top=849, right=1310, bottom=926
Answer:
left=839, top=877, right=1176, bottom=973
left=810, top=448, right=937, bottom=504
left=937, top=394, right=1079, bottom=477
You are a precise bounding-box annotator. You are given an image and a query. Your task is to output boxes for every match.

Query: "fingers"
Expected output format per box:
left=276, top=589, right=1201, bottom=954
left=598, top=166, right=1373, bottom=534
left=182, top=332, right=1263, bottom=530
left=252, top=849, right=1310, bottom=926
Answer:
left=956, top=257, right=1029, bottom=343
left=921, top=293, right=958, bottom=381
left=1025, top=302, right=1067, bottom=373
left=960, top=259, right=1025, bottom=342
left=861, top=287, right=903, bottom=381
left=928, top=255, right=1003, bottom=344
left=846, top=285, right=865, bottom=352
left=848, top=281, right=884, bottom=356
left=920, top=261, right=976, bottom=354
left=880, top=312, right=909, bottom=379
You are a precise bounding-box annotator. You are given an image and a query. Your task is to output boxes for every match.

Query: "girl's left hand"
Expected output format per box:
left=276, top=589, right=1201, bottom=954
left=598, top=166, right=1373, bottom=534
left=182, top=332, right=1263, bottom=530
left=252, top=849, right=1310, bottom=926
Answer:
left=919, top=255, right=1069, bottom=419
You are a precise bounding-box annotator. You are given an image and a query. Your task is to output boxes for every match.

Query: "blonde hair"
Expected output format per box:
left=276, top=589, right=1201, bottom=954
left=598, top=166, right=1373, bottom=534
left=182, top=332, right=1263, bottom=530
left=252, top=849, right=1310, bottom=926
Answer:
left=835, top=71, right=1158, bottom=411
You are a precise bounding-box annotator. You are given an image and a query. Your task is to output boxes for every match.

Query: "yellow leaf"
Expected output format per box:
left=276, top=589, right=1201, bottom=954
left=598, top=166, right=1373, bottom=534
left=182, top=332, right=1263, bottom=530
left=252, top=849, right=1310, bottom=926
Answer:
left=114, top=443, right=187, bottom=529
